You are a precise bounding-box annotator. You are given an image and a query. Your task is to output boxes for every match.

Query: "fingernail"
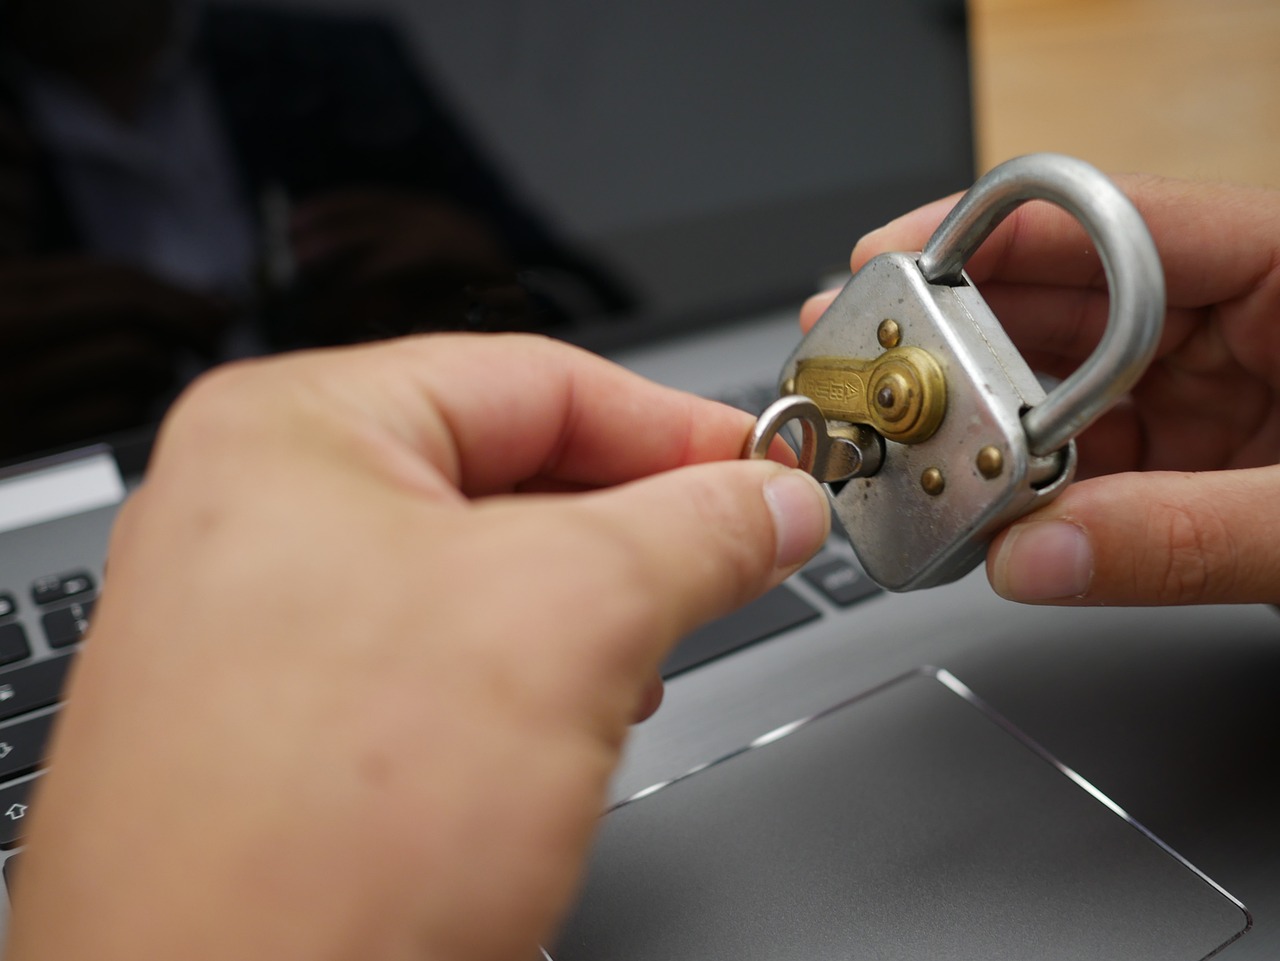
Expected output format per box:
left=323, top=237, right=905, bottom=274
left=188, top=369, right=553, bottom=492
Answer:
left=991, top=521, right=1093, bottom=601
left=764, top=470, right=830, bottom=569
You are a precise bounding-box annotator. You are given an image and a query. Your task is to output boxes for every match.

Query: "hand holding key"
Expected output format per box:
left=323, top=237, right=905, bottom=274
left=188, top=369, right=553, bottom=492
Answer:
left=803, top=174, right=1280, bottom=606
left=5, top=335, right=829, bottom=961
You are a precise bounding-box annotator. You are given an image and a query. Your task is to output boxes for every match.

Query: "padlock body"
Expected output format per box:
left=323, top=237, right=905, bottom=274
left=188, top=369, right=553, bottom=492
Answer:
left=782, top=253, right=1076, bottom=591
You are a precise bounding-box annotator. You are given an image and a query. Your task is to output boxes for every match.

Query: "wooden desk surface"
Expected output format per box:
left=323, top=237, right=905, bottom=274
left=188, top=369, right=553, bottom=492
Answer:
left=971, top=0, right=1280, bottom=187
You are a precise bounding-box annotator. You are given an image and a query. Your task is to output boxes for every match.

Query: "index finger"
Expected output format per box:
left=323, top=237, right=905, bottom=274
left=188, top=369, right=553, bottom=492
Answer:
left=257, top=333, right=776, bottom=497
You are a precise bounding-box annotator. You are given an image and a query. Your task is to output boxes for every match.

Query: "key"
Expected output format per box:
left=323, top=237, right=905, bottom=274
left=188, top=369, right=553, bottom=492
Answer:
left=0, top=775, right=40, bottom=848
left=0, top=655, right=75, bottom=723
left=0, top=711, right=56, bottom=783
left=802, top=557, right=879, bottom=607
left=0, top=624, right=30, bottom=667
left=743, top=396, right=882, bottom=484
left=42, top=599, right=96, bottom=648
left=31, top=570, right=96, bottom=607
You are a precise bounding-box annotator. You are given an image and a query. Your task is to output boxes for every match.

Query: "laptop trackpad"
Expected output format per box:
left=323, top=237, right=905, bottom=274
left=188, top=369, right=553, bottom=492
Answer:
left=550, top=668, right=1248, bottom=960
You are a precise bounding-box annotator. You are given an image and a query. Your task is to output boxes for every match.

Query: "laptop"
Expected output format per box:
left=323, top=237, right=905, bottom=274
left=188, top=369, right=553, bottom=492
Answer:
left=0, top=1, right=1276, bottom=956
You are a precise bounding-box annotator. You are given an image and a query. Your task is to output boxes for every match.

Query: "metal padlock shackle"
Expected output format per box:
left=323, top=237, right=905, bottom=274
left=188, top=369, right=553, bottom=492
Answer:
left=918, top=153, right=1165, bottom=457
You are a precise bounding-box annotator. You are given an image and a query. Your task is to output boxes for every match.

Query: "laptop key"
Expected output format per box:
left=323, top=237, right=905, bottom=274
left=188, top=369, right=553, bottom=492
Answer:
left=0, top=712, right=56, bottom=784
left=31, top=570, right=96, bottom=607
left=41, top=599, right=96, bottom=649
left=0, top=776, right=40, bottom=848
left=802, top=557, right=880, bottom=607
left=0, top=594, right=16, bottom=619
left=0, top=655, right=75, bottom=724
left=662, top=584, right=819, bottom=678
left=0, top=624, right=31, bottom=667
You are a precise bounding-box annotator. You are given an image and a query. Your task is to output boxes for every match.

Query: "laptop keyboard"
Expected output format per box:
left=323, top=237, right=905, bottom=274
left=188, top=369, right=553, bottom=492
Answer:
left=0, top=569, right=882, bottom=879
left=0, top=570, right=95, bottom=861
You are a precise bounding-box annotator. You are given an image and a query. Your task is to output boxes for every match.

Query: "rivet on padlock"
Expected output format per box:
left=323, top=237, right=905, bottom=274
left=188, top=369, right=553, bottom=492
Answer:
left=746, top=153, right=1164, bottom=591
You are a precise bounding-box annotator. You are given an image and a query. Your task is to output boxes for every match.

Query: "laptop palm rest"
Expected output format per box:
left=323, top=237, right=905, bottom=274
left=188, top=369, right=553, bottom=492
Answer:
left=551, top=668, right=1248, bottom=959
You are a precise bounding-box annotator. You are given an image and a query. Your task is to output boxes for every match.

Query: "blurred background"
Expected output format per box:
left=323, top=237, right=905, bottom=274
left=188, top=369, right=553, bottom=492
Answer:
left=0, top=0, right=1275, bottom=464
left=972, top=0, right=1279, bottom=187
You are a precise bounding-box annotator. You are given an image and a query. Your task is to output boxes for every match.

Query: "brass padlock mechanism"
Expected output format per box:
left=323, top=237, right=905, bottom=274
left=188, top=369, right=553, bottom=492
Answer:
left=788, top=346, right=947, bottom=445
left=747, top=153, right=1165, bottom=591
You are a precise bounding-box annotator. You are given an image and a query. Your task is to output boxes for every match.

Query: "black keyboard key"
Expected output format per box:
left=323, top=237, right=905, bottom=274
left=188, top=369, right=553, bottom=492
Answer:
left=0, top=656, right=74, bottom=724
left=41, top=600, right=96, bottom=649
left=0, top=712, right=56, bottom=784
left=0, top=594, right=15, bottom=619
left=802, top=557, right=881, bottom=607
left=3, top=852, right=19, bottom=888
left=0, top=625, right=30, bottom=667
left=0, top=776, right=39, bottom=848
left=31, top=570, right=95, bottom=607
left=662, top=584, right=819, bottom=678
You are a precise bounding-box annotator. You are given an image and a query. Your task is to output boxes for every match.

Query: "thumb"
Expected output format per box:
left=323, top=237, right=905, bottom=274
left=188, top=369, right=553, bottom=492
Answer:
left=565, top=460, right=830, bottom=644
left=987, top=467, right=1280, bottom=606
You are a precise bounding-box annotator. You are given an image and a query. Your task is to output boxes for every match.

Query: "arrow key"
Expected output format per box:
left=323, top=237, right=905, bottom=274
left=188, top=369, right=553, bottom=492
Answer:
left=0, top=775, right=40, bottom=848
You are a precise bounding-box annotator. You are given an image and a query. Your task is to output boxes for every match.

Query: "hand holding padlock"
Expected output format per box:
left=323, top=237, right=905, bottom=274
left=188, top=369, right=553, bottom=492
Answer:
left=747, top=154, right=1165, bottom=591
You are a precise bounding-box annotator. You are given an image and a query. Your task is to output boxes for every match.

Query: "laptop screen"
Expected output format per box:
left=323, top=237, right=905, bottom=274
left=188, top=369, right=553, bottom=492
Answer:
left=0, top=0, right=973, bottom=464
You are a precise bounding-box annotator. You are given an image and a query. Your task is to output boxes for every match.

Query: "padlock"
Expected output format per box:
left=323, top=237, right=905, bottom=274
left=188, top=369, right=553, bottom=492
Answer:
left=747, top=154, right=1165, bottom=591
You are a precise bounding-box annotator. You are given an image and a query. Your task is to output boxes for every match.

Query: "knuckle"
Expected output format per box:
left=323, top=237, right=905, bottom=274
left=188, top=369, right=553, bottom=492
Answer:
left=166, top=360, right=266, bottom=435
left=1150, top=497, right=1233, bottom=604
left=149, top=358, right=301, bottom=483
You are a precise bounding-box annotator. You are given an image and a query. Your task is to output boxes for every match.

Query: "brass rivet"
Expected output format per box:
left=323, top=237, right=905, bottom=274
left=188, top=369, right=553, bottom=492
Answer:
left=976, top=445, right=1004, bottom=479
left=921, top=467, right=945, bottom=496
left=877, top=319, right=901, bottom=349
left=782, top=377, right=797, bottom=395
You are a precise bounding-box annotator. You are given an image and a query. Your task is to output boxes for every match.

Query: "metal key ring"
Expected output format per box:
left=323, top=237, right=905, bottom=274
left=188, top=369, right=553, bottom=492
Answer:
left=744, top=396, right=832, bottom=474
left=918, top=153, right=1164, bottom=456
left=744, top=395, right=883, bottom=483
